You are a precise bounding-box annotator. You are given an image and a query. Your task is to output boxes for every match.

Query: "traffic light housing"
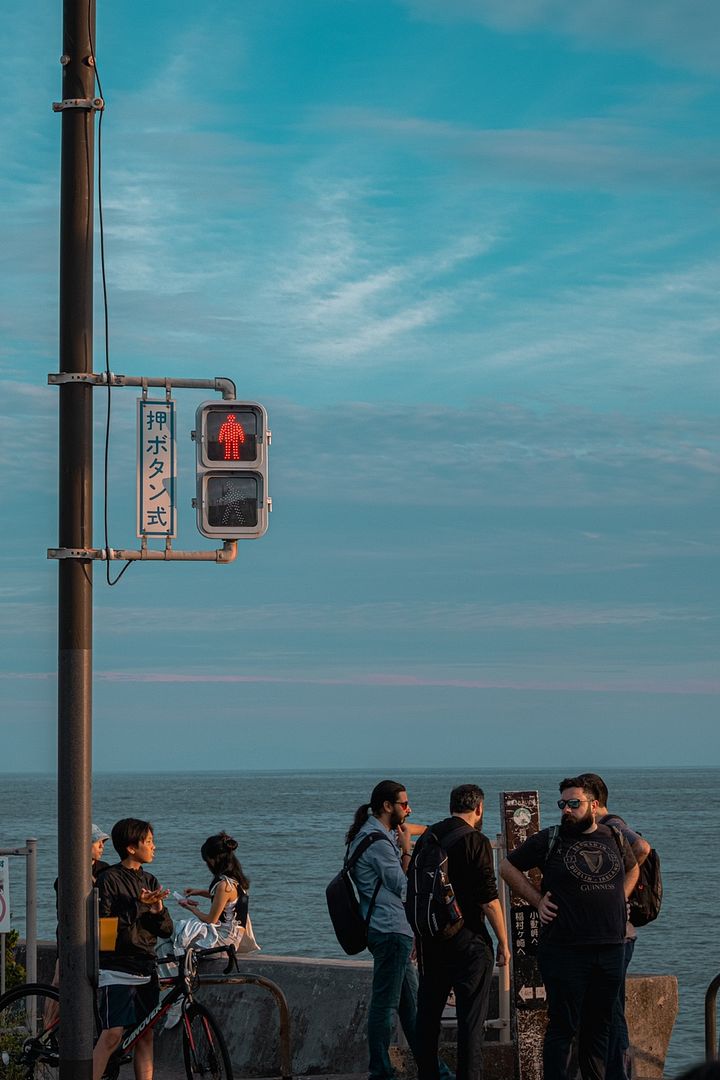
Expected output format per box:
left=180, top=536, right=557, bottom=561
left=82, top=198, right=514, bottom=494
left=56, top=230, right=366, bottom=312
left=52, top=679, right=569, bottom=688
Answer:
left=193, top=401, right=270, bottom=539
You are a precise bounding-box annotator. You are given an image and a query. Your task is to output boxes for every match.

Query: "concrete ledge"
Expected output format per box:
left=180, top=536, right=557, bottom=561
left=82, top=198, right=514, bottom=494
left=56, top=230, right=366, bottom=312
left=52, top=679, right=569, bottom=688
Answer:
left=627, top=974, right=679, bottom=1079
left=18, top=944, right=677, bottom=1079
left=155, top=958, right=676, bottom=1080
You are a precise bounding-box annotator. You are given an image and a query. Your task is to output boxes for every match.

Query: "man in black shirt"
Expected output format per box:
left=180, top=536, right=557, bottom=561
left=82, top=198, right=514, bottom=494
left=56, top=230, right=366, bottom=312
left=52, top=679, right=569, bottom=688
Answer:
left=500, top=776, right=639, bottom=1080
left=93, top=819, right=173, bottom=1080
left=415, top=784, right=509, bottom=1080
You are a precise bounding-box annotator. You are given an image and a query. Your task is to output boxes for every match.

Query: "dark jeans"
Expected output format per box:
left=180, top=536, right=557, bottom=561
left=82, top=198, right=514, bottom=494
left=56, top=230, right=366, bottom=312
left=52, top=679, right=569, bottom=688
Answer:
left=366, top=930, right=418, bottom=1080
left=416, top=928, right=494, bottom=1080
left=607, top=938, right=636, bottom=1080
left=538, top=941, right=625, bottom=1080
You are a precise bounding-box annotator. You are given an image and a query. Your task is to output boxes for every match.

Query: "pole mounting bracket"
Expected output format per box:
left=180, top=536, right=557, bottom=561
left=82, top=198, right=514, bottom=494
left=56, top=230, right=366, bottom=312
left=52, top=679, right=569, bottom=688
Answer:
left=48, top=542, right=238, bottom=564
left=52, top=97, right=104, bottom=113
left=48, top=372, right=107, bottom=385
left=48, top=547, right=102, bottom=560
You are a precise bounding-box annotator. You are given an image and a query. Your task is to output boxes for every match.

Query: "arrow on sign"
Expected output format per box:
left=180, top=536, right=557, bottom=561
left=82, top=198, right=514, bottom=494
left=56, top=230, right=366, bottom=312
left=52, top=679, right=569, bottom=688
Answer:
left=519, top=986, right=536, bottom=1002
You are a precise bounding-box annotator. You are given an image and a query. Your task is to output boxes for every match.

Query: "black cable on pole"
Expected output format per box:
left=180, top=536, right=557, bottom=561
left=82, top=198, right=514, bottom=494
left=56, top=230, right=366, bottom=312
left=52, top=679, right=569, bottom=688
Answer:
left=87, top=9, right=132, bottom=586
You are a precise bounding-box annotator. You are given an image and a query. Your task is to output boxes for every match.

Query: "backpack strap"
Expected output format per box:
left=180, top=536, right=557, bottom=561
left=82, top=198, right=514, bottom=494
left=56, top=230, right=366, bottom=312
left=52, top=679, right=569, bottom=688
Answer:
left=344, top=830, right=394, bottom=871
left=599, top=812, right=629, bottom=829
left=595, top=816, right=630, bottom=860
left=606, top=824, right=626, bottom=860
left=344, top=831, right=397, bottom=928
left=441, top=820, right=475, bottom=850
left=418, top=819, right=474, bottom=854
left=544, top=825, right=561, bottom=864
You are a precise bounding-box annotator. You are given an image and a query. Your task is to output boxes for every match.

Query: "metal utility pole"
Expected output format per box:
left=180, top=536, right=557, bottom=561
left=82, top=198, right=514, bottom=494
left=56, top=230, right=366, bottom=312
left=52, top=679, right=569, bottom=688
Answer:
left=56, top=0, right=98, bottom=1074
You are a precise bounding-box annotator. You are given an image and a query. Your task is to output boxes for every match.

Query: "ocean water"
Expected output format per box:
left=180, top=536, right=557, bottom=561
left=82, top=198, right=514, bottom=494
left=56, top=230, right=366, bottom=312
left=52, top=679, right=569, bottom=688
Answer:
left=0, top=767, right=715, bottom=1076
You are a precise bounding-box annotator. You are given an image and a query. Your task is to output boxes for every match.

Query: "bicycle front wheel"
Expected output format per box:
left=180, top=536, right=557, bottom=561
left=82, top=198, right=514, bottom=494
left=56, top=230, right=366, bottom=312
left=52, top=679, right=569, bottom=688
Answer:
left=0, top=983, right=60, bottom=1080
left=181, top=1002, right=232, bottom=1080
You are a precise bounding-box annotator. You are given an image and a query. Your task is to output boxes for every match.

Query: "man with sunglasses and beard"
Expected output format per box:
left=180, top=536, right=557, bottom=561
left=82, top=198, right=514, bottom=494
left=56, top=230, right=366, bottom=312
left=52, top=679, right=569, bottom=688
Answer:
left=500, top=776, right=639, bottom=1080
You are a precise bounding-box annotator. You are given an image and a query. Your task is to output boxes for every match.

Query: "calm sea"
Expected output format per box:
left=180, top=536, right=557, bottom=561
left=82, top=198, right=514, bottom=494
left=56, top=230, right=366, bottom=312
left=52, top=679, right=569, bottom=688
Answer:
left=0, top=767, right=714, bottom=1075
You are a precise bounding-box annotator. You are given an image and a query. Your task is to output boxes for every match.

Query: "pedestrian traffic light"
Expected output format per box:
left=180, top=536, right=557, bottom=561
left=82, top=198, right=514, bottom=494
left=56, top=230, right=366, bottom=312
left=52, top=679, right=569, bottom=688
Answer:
left=193, top=401, right=270, bottom=539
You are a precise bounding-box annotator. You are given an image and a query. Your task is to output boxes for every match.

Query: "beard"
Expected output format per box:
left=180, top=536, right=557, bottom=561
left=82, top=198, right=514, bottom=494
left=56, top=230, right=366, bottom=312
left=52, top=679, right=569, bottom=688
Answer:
left=560, top=807, right=594, bottom=836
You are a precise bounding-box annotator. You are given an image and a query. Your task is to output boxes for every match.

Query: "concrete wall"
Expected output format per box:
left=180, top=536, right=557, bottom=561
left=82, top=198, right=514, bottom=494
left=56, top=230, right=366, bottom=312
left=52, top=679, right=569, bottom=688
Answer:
left=156, top=954, right=677, bottom=1080
left=19, top=944, right=677, bottom=1079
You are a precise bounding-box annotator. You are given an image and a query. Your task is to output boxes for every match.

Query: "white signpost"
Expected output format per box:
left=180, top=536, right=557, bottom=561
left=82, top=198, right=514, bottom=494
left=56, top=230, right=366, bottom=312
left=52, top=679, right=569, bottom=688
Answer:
left=0, top=855, right=9, bottom=994
left=137, top=398, right=177, bottom=538
left=0, top=855, right=9, bottom=932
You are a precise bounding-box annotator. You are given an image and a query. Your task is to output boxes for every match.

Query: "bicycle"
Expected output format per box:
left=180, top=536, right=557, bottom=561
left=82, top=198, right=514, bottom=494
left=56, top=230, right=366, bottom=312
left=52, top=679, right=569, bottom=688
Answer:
left=0, top=944, right=234, bottom=1080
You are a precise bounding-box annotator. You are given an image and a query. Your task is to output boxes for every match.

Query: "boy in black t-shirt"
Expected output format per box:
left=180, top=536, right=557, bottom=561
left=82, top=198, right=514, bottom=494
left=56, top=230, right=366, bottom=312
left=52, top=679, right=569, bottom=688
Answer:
left=92, top=819, right=173, bottom=1080
left=500, top=776, right=638, bottom=1080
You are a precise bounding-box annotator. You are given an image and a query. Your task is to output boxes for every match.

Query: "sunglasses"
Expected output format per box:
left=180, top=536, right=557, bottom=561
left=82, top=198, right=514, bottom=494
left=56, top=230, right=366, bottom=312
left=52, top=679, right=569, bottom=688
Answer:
left=557, top=798, right=589, bottom=810
left=395, top=800, right=410, bottom=809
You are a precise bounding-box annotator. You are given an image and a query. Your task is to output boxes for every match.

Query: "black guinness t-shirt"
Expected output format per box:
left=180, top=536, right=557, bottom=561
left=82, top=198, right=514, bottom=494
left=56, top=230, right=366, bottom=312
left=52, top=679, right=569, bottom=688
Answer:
left=506, top=824, right=636, bottom=946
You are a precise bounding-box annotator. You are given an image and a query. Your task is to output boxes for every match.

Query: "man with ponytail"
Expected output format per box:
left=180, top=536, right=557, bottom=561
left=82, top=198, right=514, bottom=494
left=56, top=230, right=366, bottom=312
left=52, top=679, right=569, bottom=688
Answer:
left=347, top=780, right=452, bottom=1080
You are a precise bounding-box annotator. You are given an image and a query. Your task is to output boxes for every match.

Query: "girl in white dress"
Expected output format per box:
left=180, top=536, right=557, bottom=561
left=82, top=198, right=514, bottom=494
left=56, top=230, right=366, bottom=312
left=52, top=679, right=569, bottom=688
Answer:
left=176, top=831, right=251, bottom=950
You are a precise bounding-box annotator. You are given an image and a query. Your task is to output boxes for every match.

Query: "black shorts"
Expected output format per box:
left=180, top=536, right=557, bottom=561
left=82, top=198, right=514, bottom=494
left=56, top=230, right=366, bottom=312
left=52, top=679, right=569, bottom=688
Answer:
left=97, top=979, right=159, bottom=1031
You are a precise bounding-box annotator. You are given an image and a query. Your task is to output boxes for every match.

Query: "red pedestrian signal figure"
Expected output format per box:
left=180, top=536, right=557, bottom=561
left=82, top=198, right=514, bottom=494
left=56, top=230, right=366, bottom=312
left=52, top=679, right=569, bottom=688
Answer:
left=218, top=413, right=246, bottom=461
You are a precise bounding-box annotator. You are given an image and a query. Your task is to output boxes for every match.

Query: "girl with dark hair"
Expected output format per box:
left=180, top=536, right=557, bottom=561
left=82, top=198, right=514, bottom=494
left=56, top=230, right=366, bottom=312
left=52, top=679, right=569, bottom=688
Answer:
left=174, top=831, right=256, bottom=951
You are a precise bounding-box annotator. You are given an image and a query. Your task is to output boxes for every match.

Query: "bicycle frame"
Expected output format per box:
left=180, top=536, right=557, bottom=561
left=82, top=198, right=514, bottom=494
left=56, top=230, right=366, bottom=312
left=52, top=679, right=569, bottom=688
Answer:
left=114, top=946, right=201, bottom=1057
left=112, top=941, right=232, bottom=1058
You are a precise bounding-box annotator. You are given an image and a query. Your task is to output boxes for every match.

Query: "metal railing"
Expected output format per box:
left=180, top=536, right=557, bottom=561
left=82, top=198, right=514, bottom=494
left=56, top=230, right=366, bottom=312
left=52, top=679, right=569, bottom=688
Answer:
left=488, top=834, right=512, bottom=1043
left=198, top=970, right=292, bottom=1079
left=0, top=839, right=38, bottom=995
left=705, top=971, right=720, bottom=1060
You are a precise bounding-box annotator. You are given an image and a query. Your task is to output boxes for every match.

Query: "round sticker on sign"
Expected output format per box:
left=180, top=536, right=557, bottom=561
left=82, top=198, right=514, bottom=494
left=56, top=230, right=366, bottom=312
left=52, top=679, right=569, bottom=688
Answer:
left=513, top=807, right=532, bottom=828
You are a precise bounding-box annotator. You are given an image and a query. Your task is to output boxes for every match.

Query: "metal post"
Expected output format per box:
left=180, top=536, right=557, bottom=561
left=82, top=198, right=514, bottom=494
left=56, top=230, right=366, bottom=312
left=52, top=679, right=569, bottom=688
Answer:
left=25, top=839, right=38, bottom=985
left=0, top=933, right=5, bottom=996
left=56, top=0, right=97, bottom=1076
left=501, top=791, right=545, bottom=1080
left=705, top=972, right=720, bottom=1060
left=496, top=833, right=512, bottom=1044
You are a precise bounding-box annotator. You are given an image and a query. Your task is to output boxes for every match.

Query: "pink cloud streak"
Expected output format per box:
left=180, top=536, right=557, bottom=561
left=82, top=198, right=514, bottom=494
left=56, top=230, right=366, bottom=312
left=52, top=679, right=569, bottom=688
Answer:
left=2, top=671, right=718, bottom=695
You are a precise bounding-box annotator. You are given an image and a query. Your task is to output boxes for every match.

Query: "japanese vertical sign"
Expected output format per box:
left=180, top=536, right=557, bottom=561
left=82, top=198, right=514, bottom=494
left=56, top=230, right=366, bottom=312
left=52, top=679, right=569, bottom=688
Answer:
left=0, top=856, right=10, bottom=931
left=501, top=790, right=546, bottom=1080
left=137, top=398, right=177, bottom=538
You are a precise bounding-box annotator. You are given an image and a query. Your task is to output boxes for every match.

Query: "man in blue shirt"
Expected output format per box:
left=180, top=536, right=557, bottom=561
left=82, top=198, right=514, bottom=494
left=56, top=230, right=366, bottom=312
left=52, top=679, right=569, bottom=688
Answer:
left=346, top=779, right=452, bottom=1080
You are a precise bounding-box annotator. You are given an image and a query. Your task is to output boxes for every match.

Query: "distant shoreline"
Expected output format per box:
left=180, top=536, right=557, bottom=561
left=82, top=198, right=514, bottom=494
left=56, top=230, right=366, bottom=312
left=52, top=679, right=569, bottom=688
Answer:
left=3, top=764, right=718, bottom=776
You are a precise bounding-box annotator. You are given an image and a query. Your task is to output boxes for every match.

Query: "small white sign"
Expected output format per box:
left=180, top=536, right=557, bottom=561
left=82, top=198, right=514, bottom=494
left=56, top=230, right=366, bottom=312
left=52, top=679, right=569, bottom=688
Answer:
left=0, top=856, right=10, bottom=932
left=137, top=399, right=177, bottom=538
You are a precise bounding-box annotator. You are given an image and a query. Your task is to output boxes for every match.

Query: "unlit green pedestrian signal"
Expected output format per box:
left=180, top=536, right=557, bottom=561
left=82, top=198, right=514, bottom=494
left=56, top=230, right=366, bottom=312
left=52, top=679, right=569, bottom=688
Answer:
left=193, top=401, right=270, bottom=539
left=207, top=474, right=259, bottom=529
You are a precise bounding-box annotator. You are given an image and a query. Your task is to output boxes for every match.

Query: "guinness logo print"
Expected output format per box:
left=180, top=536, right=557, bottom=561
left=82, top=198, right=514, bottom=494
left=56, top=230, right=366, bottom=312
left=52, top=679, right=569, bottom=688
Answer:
left=579, top=851, right=604, bottom=875
left=565, top=840, right=621, bottom=885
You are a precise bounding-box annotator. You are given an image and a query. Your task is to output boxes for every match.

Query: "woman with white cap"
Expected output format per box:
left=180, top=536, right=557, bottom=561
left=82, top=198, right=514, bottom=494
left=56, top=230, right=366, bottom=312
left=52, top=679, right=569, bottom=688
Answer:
left=90, top=823, right=111, bottom=882
left=48, top=823, right=112, bottom=1007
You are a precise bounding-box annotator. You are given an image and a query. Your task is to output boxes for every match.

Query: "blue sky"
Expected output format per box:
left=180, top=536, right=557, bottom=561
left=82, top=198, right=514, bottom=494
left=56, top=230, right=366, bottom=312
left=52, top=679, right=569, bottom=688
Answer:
left=1, top=0, right=719, bottom=771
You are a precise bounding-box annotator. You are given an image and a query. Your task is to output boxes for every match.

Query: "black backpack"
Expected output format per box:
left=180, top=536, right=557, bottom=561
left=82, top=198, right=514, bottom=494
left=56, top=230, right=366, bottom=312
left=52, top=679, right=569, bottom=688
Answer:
left=601, top=815, right=663, bottom=927
left=326, top=832, right=394, bottom=955
left=404, top=822, right=469, bottom=940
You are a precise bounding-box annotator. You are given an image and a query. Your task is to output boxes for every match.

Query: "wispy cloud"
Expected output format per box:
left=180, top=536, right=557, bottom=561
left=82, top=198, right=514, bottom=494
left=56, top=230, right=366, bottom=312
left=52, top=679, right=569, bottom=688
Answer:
left=399, top=0, right=720, bottom=74
left=0, top=597, right=713, bottom=639
left=315, top=106, right=720, bottom=193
